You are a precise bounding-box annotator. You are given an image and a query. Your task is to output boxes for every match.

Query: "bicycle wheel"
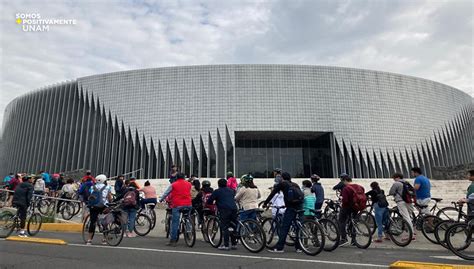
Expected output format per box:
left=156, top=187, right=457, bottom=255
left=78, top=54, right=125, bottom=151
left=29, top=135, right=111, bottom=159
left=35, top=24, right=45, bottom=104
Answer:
left=434, top=220, right=455, bottom=248
left=104, top=220, right=124, bottom=246
left=387, top=217, right=412, bottom=247
left=134, top=214, right=152, bottom=236
left=27, top=213, right=43, bottom=236
left=201, top=216, right=209, bottom=243
left=357, top=211, right=376, bottom=236
left=298, top=220, right=325, bottom=256
left=261, top=217, right=279, bottom=247
left=421, top=215, right=443, bottom=244
left=150, top=208, right=157, bottom=229
left=240, top=219, right=266, bottom=253
left=165, top=210, right=171, bottom=238
left=61, top=202, right=75, bottom=220
left=437, top=207, right=461, bottom=221
left=206, top=216, right=222, bottom=248
left=72, top=201, right=82, bottom=216
left=352, top=219, right=372, bottom=249
left=319, top=218, right=340, bottom=251
left=446, top=222, right=473, bottom=260
left=0, top=211, right=16, bottom=238
left=82, top=214, right=92, bottom=243
left=183, top=218, right=196, bottom=247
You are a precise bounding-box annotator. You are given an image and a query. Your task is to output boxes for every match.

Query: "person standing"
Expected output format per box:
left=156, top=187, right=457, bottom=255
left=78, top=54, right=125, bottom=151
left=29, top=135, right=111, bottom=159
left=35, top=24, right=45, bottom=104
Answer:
left=302, top=180, right=316, bottom=219
left=310, top=174, right=324, bottom=219
left=122, top=179, right=140, bottom=238
left=389, top=173, right=415, bottom=240
left=337, top=175, right=366, bottom=246
left=159, top=173, right=192, bottom=247
left=12, top=175, right=34, bottom=237
left=366, top=182, right=389, bottom=242
left=263, top=172, right=304, bottom=253
left=411, top=167, right=431, bottom=215
left=85, top=174, right=113, bottom=245
left=457, top=170, right=474, bottom=221
left=206, top=178, right=238, bottom=250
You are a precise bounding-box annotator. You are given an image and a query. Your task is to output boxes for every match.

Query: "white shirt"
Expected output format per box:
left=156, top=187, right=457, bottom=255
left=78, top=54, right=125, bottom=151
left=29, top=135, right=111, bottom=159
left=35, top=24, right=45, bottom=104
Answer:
left=89, top=183, right=112, bottom=205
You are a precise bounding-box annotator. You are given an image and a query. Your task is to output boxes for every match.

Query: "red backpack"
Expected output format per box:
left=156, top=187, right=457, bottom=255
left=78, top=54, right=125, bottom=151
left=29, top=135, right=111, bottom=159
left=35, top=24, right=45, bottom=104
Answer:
left=347, top=184, right=367, bottom=212
left=202, top=192, right=216, bottom=214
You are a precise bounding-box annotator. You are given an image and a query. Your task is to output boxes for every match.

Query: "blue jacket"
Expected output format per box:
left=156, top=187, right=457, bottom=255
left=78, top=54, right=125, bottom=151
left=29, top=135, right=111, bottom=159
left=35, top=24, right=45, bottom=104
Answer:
left=42, top=172, right=51, bottom=183
left=207, top=187, right=237, bottom=210
left=311, top=182, right=325, bottom=204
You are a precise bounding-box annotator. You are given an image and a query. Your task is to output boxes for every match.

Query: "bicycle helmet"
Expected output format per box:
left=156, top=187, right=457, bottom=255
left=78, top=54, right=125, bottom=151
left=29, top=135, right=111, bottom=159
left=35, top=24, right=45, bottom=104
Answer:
left=226, top=171, right=234, bottom=177
left=202, top=180, right=211, bottom=187
left=95, top=174, right=107, bottom=184
left=241, top=174, right=254, bottom=184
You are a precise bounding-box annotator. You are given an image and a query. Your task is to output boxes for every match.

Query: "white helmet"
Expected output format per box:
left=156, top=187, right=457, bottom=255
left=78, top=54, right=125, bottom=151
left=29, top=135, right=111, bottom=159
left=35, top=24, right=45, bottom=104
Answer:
left=95, top=174, right=107, bottom=184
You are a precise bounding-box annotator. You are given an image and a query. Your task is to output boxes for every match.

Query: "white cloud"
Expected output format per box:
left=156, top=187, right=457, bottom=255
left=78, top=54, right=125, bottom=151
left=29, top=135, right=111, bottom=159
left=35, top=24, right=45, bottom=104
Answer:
left=0, top=0, right=472, bottom=132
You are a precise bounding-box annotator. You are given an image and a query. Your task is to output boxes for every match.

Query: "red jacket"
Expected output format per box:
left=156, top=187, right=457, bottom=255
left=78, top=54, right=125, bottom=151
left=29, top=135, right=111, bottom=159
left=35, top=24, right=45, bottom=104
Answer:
left=341, top=183, right=364, bottom=209
left=170, top=178, right=192, bottom=208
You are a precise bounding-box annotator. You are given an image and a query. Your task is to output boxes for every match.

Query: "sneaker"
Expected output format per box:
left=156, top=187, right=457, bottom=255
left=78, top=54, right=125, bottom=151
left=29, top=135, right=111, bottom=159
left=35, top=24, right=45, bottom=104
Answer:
left=101, top=239, right=107, bottom=245
left=373, top=238, right=383, bottom=243
left=231, top=244, right=237, bottom=250
left=86, top=240, right=92, bottom=245
left=166, top=240, right=177, bottom=247
left=18, top=232, right=28, bottom=238
left=218, top=245, right=230, bottom=251
left=124, top=232, right=129, bottom=238
left=267, top=248, right=284, bottom=253
left=128, top=232, right=137, bottom=238
left=339, top=239, right=350, bottom=247
left=296, top=249, right=303, bottom=253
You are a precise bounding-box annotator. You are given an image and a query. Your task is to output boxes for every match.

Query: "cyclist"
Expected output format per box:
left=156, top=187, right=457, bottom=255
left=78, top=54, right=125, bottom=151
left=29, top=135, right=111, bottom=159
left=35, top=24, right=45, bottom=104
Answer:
left=12, top=175, right=33, bottom=237
left=366, top=182, right=389, bottom=242
left=139, top=180, right=157, bottom=209
left=40, top=171, right=51, bottom=189
left=130, top=177, right=141, bottom=189
left=49, top=174, right=60, bottom=197
left=235, top=174, right=260, bottom=221
left=457, top=170, right=474, bottom=221
left=333, top=173, right=349, bottom=192
left=85, top=174, right=113, bottom=245
left=114, top=175, right=125, bottom=196
left=337, top=174, right=366, bottom=247
left=56, top=178, right=76, bottom=214
left=81, top=170, right=95, bottom=183
left=273, top=168, right=283, bottom=186
left=122, top=179, right=140, bottom=238
left=389, top=173, right=415, bottom=240
left=206, top=178, right=238, bottom=250
left=269, top=186, right=286, bottom=217
left=310, top=174, right=324, bottom=219
left=302, top=180, right=316, bottom=220
left=168, top=165, right=179, bottom=183
left=226, top=172, right=238, bottom=191
left=263, top=172, right=304, bottom=253
left=6, top=174, right=21, bottom=206
left=33, top=174, right=46, bottom=195
left=411, top=167, right=431, bottom=215
left=3, top=172, right=14, bottom=184
left=159, top=172, right=192, bottom=247
left=196, top=180, right=215, bottom=225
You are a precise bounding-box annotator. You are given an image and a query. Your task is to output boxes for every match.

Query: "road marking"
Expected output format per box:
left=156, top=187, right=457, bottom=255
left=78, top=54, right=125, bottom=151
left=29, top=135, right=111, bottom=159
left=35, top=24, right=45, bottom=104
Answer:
left=69, top=243, right=386, bottom=268
left=430, top=256, right=464, bottom=261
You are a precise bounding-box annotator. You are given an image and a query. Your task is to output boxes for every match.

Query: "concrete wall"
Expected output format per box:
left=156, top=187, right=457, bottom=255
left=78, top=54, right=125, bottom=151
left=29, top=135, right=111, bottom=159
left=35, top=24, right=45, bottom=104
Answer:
left=129, top=178, right=469, bottom=209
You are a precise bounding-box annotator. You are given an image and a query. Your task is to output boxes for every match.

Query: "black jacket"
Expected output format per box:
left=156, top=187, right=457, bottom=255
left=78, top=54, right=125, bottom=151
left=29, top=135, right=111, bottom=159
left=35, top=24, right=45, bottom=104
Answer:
left=264, top=180, right=303, bottom=209
left=207, top=187, right=237, bottom=210
left=12, top=182, right=33, bottom=207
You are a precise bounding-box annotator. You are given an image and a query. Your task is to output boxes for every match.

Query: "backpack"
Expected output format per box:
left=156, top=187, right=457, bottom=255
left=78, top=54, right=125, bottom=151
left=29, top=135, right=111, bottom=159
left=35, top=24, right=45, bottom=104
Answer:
left=347, top=184, right=367, bottom=212
left=202, top=192, right=216, bottom=213
left=88, top=185, right=107, bottom=207
left=376, top=190, right=389, bottom=208
left=286, top=182, right=304, bottom=205
left=401, top=181, right=416, bottom=204
left=122, top=189, right=137, bottom=207
left=78, top=182, right=92, bottom=200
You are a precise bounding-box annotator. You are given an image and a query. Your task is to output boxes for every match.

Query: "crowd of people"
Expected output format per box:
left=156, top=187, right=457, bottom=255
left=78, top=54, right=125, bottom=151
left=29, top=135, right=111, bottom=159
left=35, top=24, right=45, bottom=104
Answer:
left=2, top=166, right=473, bottom=253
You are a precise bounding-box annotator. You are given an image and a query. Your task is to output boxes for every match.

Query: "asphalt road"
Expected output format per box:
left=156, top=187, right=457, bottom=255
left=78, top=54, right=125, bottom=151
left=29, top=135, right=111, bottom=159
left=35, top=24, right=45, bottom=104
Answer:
left=1, top=232, right=473, bottom=269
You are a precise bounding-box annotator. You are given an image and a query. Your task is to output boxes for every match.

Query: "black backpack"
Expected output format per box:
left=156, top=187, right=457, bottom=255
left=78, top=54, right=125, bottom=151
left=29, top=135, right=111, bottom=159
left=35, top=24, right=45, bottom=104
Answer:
left=286, top=182, right=304, bottom=205
left=376, top=190, right=389, bottom=208
left=401, top=181, right=416, bottom=204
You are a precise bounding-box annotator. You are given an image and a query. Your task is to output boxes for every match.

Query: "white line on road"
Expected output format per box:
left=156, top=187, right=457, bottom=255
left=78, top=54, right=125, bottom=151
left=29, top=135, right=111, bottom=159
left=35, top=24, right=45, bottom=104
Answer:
left=430, top=256, right=464, bottom=261
left=69, top=243, right=386, bottom=268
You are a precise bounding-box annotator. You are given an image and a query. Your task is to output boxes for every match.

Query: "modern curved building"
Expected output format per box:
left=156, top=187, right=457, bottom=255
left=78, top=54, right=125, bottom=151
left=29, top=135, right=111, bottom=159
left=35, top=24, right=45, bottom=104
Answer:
left=1, top=65, right=472, bottom=179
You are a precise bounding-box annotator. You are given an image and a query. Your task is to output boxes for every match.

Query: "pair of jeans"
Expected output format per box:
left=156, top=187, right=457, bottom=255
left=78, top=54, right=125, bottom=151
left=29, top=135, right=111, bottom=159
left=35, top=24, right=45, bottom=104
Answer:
left=140, top=198, right=157, bottom=209
left=338, top=207, right=356, bottom=241
left=314, top=202, right=323, bottom=219
left=124, top=207, right=137, bottom=232
left=170, top=206, right=192, bottom=241
left=274, top=207, right=303, bottom=251
left=239, top=209, right=257, bottom=222
left=219, top=208, right=238, bottom=247
left=373, top=203, right=389, bottom=238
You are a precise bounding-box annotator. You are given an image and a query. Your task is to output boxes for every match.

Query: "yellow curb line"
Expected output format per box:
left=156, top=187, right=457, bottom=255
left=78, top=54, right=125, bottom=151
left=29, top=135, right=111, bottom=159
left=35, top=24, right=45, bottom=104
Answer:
left=6, top=236, right=67, bottom=245
left=390, top=261, right=474, bottom=269
left=41, top=223, right=82, bottom=233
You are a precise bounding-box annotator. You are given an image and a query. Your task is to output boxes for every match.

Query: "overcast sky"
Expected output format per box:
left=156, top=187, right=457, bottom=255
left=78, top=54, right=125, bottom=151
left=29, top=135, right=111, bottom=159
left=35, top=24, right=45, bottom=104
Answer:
left=1, top=0, right=472, bottom=132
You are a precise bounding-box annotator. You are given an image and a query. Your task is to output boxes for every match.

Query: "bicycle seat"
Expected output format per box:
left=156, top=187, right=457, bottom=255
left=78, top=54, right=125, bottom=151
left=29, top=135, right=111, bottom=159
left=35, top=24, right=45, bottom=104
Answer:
left=179, top=208, right=191, bottom=214
left=432, top=198, right=442, bottom=202
left=145, top=203, right=156, bottom=208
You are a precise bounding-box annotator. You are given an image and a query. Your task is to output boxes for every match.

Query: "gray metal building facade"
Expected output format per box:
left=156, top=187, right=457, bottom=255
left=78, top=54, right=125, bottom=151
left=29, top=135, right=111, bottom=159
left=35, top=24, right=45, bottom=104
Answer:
left=1, top=65, right=472, bottom=178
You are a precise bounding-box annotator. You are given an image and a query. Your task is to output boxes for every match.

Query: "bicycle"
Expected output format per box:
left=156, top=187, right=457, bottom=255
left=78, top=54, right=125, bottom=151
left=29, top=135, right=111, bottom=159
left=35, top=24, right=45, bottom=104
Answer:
left=81, top=203, right=125, bottom=246
left=174, top=207, right=196, bottom=247
left=200, top=208, right=216, bottom=243
left=260, top=206, right=325, bottom=255
left=0, top=204, right=43, bottom=238
left=341, top=211, right=372, bottom=249
left=206, top=210, right=267, bottom=253
left=385, top=207, right=413, bottom=247
left=137, top=202, right=157, bottom=229
left=434, top=202, right=467, bottom=248
left=445, top=218, right=473, bottom=260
